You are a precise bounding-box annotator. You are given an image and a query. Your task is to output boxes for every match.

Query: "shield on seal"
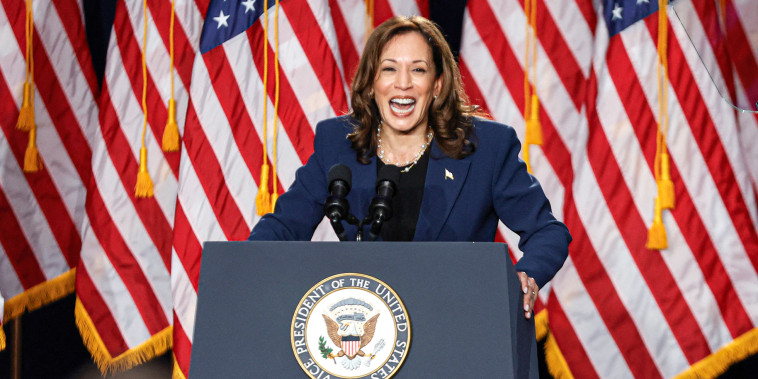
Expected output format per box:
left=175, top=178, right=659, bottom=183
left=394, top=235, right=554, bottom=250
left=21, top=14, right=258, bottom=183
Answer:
left=341, top=335, right=360, bottom=358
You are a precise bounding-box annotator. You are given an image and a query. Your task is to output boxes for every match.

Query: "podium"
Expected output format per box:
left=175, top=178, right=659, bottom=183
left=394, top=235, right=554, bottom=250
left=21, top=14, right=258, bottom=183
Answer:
left=190, top=242, right=538, bottom=378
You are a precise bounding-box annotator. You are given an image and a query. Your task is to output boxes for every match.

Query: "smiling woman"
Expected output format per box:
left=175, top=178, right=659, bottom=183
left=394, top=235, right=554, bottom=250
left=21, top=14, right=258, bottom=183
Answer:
left=249, top=16, right=572, bottom=321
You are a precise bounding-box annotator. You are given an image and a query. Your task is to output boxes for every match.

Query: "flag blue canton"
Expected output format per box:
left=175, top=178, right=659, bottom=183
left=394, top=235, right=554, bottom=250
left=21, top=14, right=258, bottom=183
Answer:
left=604, top=0, right=661, bottom=37
left=199, top=0, right=275, bottom=54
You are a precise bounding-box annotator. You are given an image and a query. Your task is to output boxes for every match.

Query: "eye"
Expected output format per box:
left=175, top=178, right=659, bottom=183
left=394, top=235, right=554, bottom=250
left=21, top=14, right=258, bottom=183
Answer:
left=413, top=67, right=427, bottom=73
left=381, top=66, right=396, bottom=72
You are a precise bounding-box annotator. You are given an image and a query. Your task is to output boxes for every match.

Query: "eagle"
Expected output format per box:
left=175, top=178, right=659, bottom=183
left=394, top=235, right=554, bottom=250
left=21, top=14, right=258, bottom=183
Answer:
left=322, top=313, right=380, bottom=360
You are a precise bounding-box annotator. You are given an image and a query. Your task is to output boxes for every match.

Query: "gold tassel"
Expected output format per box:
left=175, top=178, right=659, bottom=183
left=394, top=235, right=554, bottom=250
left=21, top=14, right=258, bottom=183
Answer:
left=23, top=125, right=43, bottom=172
left=162, top=0, right=180, bottom=152
left=162, top=99, right=180, bottom=152
left=525, top=94, right=543, bottom=145
left=255, top=164, right=271, bottom=215
left=135, top=147, right=154, bottom=198
left=646, top=197, right=667, bottom=250
left=658, top=152, right=675, bottom=209
left=17, top=82, right=35, bottom=132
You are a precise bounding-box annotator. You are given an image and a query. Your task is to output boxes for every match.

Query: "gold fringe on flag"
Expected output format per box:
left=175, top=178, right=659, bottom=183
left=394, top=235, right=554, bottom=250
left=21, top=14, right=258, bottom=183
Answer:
left=544, top=326, right=576, bottom=379
left=75, top=298, right=172, bottom=374
left=522, top=0, right=542, bottom=174
left=172, top=358, right=187, bottom=379
left=4, top=269, right=76, bottom=322
left=0, top=325, right=5, bottom=351
left=162, top=0, right=180, bottom=152
left=674, top=327, right=758, bottom=378
left=16, top=0, right=35, bottom=132
left=135, top=0, right=154, bottom=198
left=534, top=308, right=548, bottom=341
left=543, top=321, right=758, bottom=378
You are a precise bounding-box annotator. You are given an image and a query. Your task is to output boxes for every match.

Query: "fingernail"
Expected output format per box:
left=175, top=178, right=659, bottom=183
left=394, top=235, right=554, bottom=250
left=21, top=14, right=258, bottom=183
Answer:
left=526, top=311, right=531, bottom=318
left=524, top=304, right=529, bottom=311
left=523, top=287, right=528, bottom=294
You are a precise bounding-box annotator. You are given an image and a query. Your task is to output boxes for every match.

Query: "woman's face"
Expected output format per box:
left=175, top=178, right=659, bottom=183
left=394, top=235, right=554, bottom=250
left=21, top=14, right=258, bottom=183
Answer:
left=372, top=32, right=442, bottom=136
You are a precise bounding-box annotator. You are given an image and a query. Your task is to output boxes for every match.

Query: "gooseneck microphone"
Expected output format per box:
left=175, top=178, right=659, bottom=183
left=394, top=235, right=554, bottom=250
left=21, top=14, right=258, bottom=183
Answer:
left=366, top=165, right=400, bottom=241
left=324, top=164, right=352, bottom=241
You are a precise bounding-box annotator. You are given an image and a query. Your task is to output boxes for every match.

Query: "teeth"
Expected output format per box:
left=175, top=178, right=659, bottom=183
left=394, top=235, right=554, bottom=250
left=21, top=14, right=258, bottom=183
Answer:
left=391, top=98, right=415, bottom=105
left=390, top=103, right=415, bottom=114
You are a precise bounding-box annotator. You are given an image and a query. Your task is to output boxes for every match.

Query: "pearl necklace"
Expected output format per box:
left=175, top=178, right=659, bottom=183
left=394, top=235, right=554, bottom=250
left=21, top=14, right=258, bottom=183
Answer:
left=376, top=123, right=433, bottom=173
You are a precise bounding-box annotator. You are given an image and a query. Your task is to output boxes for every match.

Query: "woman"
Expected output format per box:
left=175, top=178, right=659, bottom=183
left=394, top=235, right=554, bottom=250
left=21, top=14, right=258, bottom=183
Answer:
left=248, top=16, right=571, bottom=319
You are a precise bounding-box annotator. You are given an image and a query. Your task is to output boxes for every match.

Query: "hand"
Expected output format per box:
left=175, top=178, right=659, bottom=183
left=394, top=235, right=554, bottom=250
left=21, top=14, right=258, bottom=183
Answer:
left=517, top=271, right=539, bottom=319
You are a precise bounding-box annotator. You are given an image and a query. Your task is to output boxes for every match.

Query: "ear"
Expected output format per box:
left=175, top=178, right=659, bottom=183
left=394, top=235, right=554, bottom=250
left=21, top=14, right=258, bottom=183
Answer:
left=434, top=75, right=443, bottom=97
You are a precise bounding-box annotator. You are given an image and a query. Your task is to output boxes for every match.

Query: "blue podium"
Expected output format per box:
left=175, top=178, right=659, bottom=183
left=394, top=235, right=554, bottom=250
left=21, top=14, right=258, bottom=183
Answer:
left=189, top=241, right=538, bottom=378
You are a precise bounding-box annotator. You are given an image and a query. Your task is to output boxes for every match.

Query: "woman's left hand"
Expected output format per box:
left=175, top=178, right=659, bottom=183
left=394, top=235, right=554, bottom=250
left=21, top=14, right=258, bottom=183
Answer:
left=517, top=271, right=539, bottom=319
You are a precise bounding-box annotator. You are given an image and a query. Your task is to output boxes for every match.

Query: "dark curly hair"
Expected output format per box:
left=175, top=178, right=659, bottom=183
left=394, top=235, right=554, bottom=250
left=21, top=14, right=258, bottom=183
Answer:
left=348, top=16, right=483, bottom=164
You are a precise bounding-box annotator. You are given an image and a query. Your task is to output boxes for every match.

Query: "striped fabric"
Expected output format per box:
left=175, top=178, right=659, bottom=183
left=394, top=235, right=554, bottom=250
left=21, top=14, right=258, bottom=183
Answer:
left=461, top=0, right=758, bottom=377
left=74, top=0, right=206, bottom=372
left=0, top=0, right=96, bottom=335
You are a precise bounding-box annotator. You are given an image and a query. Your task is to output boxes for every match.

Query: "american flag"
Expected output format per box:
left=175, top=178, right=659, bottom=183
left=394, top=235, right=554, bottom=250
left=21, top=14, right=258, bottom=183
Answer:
left=74, top=0, right=205, bottom=372
left=2, top=0, right=757, bottom=376
left=0, top=0, right=96, bottom=349
left=461, top=0, right=758, bottom=377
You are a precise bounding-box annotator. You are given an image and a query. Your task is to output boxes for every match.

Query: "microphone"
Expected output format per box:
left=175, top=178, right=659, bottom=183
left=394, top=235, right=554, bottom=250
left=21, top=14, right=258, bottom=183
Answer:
left=324, top=164, right=352, bottom=241
left=366, top=165, right=400, bottom=241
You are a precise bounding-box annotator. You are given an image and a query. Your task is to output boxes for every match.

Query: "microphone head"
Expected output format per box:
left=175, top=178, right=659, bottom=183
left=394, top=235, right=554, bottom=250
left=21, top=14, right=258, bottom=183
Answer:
left=376, top=165, right=400, bottom=191
left=328, top=164, right=352, bottom=190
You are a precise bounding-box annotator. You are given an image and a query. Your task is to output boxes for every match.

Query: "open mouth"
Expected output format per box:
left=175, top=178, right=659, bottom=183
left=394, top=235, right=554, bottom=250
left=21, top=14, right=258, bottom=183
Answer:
left=389, top=97, right=416, bottom=115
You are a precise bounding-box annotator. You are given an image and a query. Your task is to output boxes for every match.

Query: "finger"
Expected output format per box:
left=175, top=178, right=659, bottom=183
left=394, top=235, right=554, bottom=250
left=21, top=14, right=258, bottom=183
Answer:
left=517, top=271, right=529, bottom=294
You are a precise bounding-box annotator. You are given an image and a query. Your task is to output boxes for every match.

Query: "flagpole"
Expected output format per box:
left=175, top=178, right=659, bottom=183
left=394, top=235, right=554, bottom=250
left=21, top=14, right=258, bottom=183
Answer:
left=10, top=315, right=21, bottom=379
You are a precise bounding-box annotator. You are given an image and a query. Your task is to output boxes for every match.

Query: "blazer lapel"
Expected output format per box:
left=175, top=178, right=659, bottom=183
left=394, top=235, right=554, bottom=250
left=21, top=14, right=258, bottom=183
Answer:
left=414, top=143, right=471, bottom=241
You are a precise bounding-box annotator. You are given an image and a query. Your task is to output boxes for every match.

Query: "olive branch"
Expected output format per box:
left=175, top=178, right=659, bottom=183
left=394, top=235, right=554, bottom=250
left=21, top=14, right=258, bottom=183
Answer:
left=319, top=336, right=336, bottom=363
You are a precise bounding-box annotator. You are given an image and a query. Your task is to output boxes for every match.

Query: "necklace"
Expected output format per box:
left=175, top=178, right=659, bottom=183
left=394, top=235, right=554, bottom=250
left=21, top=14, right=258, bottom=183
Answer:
left=376, top=123, right=433, bottom=173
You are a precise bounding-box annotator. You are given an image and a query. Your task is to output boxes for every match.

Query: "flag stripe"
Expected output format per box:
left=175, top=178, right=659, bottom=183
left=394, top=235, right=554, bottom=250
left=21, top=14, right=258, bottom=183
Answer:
left=113, top=1, right=181, bottom=179
left=51, top=0, right=99, bottom=96
left=76, top=263, right=130, bottom=354
left=611, top=18, right=753, bottom=338
left=181, top=86, right=250, bottom=240
left=650, top=16, right=758, bottom=270
left=328, top=0, right=360, bottom=88
left=283, top=0, right=349, bottom=117
left=84, top=180, right=170, bottom=335
left=172, top=203, right=203, bottom=290
left=1, top=0, right=84, bottom=271
left=462, top=3, right=663, bottom=373
left=0, top=187, right=46, bottom=288
left=547, top=289, right=601, bottom=379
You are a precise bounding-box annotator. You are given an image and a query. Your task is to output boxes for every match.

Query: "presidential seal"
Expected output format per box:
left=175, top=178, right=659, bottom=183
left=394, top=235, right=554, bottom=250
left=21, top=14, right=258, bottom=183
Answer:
left=291, top=273, right=411, bottom=379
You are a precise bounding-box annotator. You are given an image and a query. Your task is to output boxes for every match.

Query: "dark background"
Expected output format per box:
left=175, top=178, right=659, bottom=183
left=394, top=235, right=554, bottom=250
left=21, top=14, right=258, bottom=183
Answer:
left=1, top=0, right=756, bottom=377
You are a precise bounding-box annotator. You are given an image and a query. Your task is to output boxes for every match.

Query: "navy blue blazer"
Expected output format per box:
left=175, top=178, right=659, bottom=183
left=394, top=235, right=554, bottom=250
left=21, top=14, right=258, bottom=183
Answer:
left=249, top=116, right=570, bottom=287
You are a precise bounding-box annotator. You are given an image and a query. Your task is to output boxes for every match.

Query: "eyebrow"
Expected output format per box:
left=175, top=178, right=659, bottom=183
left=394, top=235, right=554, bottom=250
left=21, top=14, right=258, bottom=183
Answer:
left=381, top=58, right=429, bottom=65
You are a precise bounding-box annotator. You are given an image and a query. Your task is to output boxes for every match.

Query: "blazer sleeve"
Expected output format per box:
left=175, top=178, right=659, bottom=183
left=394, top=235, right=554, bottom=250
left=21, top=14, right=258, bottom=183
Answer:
left=490, top=124, right=571, bottom=288
left=247, top=122, right=332, bottom=241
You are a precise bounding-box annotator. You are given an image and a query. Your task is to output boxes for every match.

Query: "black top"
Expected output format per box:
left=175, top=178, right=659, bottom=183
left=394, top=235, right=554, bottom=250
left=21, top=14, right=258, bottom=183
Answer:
left=376, top=147, right=431, bottom=241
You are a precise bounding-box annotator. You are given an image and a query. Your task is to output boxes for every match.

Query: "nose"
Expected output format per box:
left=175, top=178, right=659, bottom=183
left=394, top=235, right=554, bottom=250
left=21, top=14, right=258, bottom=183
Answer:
left=394, top=69, right=412, bottom=90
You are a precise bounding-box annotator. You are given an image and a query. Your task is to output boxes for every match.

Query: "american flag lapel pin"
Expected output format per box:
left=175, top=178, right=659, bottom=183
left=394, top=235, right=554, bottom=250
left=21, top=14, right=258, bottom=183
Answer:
left=445, top=169, right=454, bottom=180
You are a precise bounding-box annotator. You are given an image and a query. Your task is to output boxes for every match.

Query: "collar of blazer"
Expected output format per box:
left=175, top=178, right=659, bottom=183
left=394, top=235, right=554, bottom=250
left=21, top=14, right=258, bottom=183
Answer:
left=340, top=139, right=472, bottom=241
